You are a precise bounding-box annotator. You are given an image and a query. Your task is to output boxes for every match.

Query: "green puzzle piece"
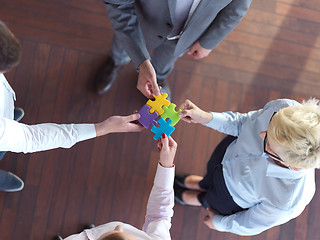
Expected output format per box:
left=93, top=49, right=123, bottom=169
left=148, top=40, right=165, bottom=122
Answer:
left=161, top=103, right=181, bottom=126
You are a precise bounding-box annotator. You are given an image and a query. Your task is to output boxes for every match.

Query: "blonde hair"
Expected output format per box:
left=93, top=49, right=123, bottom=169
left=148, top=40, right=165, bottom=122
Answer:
left=268, top=98, right=320, bottom=169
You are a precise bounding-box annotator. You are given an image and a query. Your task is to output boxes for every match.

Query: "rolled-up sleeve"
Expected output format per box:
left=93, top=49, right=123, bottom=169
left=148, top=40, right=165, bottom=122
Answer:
left=202, top=111, right=251, bottom=136
left=213, top=201, right=303, bottom=236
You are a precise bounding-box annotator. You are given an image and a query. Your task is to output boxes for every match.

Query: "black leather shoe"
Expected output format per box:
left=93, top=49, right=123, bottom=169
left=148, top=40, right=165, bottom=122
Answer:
left=52, top=236, right=63, bottom=240
left=157, top=79, right=171, bottom=101
left=14, top=107, right=24, bottom=122
left=84, top=224, right=95, bottom=230
left=0, top=169, right=24, bottom=192
left=174, top=174, right=191, bottom=189
left=96, top=57, right=122, bottom=95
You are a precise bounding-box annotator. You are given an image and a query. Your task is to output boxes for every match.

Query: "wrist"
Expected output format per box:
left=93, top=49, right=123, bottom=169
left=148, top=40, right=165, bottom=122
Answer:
left=201, top=111, right=213, bottom=124
left=159, top=161, right=174, bottom=168
left=139, top=59, right=151, bottom=70
left=94, top=121, right=111, bottom=137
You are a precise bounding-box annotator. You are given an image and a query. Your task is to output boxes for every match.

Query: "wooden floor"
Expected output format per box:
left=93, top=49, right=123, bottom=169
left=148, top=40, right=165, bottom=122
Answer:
left=0, top=0, right=320, bottom=239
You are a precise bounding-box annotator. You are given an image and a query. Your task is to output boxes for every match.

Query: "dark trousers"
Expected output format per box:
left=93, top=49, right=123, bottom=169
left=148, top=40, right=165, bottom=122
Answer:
left=0, top=151, right=5, bottom=161
left=198, top=135, right=245, bottom=215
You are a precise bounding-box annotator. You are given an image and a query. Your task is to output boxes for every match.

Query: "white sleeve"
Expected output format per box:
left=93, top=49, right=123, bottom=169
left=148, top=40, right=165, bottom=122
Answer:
left=0, top=117, right=96, bottom=153
left=142, top=164, right=175, bottom=239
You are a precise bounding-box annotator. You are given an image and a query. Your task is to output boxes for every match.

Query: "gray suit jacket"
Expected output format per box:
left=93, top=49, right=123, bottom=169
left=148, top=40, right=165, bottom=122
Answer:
left=104, top=0, right=252, bottom=69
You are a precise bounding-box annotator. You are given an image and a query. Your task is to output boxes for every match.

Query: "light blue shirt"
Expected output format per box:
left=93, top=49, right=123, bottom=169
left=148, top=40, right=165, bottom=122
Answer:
left=203, top=99, right=316, bottom=236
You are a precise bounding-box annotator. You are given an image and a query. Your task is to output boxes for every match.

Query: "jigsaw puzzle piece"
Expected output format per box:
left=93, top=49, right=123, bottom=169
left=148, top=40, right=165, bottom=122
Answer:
left=137, top=104, right=159, bottom=129
left=151, top=117, right=175, bottom=140
left=146, top=93, right=171, bottom=115
left=161, top=103, right=182, bottom=126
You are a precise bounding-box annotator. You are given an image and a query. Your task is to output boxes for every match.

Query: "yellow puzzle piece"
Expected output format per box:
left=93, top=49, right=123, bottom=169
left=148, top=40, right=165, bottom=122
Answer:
left=146, top=93, right=171, bottom=115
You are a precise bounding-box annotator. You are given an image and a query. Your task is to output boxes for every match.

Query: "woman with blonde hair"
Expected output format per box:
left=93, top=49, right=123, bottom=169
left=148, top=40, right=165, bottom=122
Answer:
left=174, top=98, right=319, bottom=236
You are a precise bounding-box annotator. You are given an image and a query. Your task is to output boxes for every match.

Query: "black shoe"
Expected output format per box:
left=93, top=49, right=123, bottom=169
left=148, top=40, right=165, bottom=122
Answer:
left=157, top=79, right=171, bottom=101
left=174, top=174, right=191, bottom=189
left=96, top=57, right=122, bottom=95
left=84, top=224, right=95, bottom=230
left=14, top=107, right=24, bottom=122
left=52, top=236, right=63, bottom=240
left=174, top=186, right=194, bottom=206
left=0, top=169, right=24, bottom=192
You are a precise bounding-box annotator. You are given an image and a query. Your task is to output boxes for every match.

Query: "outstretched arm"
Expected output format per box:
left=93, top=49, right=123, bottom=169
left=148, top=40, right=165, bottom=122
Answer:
left=0, top=113, right=143, bottom=153
left=103, top=1, right=160, bottom=97
left=142, top=134, right=177, bottom=239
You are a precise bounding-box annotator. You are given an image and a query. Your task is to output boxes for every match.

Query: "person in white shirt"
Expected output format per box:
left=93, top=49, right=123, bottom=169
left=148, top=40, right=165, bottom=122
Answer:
left=55, top=134, right=177, bottom=240
left=0, top=20, right=144, bottom=192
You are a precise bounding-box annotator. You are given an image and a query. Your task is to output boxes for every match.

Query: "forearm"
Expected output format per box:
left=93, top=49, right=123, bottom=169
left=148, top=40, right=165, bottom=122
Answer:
left=143, top=164, right=175, bottom=231
left=213, top=203, right=290, bottom=236
left=202, top=111, right=249, bottom=136
left=104, top=0, right=150, bottom=68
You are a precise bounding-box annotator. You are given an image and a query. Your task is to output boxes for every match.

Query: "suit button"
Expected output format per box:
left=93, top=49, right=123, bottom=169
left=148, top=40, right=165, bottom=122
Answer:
left=166, top=23, right=172, bottom=27
left=157, top=35, right=163, bottom=39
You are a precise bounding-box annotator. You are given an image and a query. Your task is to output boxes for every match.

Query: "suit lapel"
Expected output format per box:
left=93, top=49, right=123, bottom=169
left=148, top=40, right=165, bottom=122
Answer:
left=168, top=0, right=177, bottom=23
left=185, top=0, right=214, bottom=29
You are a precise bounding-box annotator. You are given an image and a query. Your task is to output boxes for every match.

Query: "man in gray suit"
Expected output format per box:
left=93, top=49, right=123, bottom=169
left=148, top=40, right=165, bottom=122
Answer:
left=96, top=0, right=252, bottom=98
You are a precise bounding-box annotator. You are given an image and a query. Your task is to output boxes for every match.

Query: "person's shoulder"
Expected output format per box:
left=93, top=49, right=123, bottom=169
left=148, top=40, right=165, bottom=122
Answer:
left=263, top=99, right=299, bottom=111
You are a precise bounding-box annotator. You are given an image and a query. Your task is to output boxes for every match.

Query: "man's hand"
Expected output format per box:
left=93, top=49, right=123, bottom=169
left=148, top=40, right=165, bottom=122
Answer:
left=204, top=208, right=217, bottom=230
left=137, top=60, right=161, bottom=98
left=178, top=99, right=212, bottom=124
left=157, top=134, right=177, bottom=168
left=95, top=113, right=144, bottom=136
left=188, top=41, right=212, bottom=60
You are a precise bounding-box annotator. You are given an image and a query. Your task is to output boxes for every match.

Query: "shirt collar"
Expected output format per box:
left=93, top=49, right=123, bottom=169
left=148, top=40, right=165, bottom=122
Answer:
left=266, top=157, right=306, bottom=179
left=1, top=73, right=16, bottom=100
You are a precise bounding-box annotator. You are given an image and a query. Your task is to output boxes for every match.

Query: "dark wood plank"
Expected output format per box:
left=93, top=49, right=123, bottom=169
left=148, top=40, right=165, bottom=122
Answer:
left=0, top=0, right=320, bottom=239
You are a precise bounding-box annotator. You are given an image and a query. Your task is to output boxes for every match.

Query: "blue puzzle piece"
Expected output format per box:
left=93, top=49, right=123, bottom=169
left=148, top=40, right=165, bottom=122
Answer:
left=151, top=117, right=175, bottom=140
left=137, top=104, right=159, bottom=129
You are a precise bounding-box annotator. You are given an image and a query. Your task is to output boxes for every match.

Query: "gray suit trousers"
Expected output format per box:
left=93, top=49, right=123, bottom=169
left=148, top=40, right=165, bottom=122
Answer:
left=111, top=34, right=180, bottom=80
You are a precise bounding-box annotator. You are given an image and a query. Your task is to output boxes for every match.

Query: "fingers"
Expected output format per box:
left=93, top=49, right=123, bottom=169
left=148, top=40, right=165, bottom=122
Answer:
left=125, top=113, right=141, bottom=122
left=203, top=208, right=215, bottom=229
left=178, top=109, right=190, bottom=118
left=130, top=124, right=145, bottom=132
left=159, top=135, right=177, bottom=152
left=138, top=84, right=153, bottom=98
left=168, top=136, right=177, bottom=152
left=179, top=99, right=193, bottom=110
left=203, top=216, right=211, bottom=228
left=157, top=139, right=162, bottom=151
left=150, top=80, right=160, bottom=97
left=188, top=44, right=196, bottom=55
left=160, top=133, right=169, bottom=150
left=179, top=109, right=194, bottom=123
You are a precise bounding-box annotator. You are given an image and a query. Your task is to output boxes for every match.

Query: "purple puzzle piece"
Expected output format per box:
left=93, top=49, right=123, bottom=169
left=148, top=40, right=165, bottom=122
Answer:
left=137, top=104, right=159, bottom=129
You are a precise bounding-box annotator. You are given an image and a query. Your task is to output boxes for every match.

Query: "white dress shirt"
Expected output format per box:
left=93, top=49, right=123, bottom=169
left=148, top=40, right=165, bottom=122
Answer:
left=0, top=73, right=96, bottom=153
left=203, top=99, right=316, bottom=236
left=65, top=163, right=175, bottom=240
